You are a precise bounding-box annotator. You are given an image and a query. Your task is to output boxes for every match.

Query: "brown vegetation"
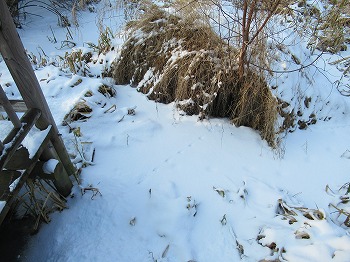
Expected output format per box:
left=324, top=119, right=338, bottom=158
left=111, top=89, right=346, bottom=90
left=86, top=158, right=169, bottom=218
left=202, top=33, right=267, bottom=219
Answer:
left=113, top=6, right=277, bottom=146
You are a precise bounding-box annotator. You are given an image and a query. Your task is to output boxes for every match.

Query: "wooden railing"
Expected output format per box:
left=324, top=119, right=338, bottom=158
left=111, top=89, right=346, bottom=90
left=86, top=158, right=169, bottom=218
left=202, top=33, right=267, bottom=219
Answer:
left=0, top=107, right=55, bottom=225
left=0, top=0, right=75, bottom=225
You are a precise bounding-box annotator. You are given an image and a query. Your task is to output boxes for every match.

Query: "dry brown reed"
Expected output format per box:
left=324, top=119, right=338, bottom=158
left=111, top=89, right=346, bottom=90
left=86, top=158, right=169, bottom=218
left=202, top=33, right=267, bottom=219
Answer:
left=63, top=101, right=92, bottom=125
left=113, top=6, right=277, bottom=146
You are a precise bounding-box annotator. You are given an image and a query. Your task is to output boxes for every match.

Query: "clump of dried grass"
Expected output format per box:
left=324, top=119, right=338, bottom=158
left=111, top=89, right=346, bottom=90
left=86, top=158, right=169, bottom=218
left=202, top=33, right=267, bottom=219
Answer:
left=113, top=6, right=277, bottom=146
left=13, top=179, right=67, bottom=232
left=63, top=101, right=92, bottom=125
left=98, top=84, right=116, bottom=98
left=233, top=76, right=277, bottom=146
left=64, top=49, right=92, bottom=76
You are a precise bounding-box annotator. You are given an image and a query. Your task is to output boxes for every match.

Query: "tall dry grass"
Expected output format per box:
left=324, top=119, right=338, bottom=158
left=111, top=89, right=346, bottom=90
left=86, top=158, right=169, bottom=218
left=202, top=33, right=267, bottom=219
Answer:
left=113, top=6, right=277, bottom=146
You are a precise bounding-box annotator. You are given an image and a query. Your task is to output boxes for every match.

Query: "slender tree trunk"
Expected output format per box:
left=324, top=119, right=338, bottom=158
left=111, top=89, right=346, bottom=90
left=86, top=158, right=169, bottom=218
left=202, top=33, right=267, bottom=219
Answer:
left=238, top=42, right=247, bottom=79
left=238, top=0, right=256, bottom=79
left=237, top=0, right=280, bottom=79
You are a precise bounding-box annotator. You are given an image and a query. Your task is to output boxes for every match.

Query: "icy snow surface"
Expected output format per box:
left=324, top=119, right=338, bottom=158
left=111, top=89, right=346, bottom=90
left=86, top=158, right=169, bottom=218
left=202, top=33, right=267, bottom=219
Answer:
left=20, top=84, right=350, bottom=262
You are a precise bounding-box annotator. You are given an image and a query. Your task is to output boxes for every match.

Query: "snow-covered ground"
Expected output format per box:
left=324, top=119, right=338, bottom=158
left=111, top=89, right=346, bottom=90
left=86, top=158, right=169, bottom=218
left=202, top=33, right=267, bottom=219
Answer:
left=1, top=1, right=350, bottom=261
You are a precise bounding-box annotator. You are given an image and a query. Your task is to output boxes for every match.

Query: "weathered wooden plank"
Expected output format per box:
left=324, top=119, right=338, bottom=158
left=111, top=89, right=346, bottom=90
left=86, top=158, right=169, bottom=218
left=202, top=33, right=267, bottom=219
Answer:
left=37, top=141, right=73, bottom=197
left=0, top=5, right=50, bottom=129
left=0, top=99, right=27, bottom=112
left=4, top=146, right=30, bottom=170
left=0, top=170, right=21, bottom=201
left=0, top=108, right=41, bottom=170
left=0, top=85, right=21, bottom=128
left=0, top=0, right=76, bottom=179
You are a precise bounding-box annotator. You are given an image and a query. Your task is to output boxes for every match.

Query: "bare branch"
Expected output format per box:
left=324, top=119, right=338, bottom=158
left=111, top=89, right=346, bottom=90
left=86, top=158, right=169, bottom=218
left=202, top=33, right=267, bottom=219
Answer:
left=248, top=0, right=281, bottom=45
left=250, top=51, right=324, bottom=74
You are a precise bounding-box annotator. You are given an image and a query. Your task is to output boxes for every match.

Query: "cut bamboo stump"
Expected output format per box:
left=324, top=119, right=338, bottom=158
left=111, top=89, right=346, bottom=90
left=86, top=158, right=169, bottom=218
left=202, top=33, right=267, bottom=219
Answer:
left=30, top=160, right=71, bottom=195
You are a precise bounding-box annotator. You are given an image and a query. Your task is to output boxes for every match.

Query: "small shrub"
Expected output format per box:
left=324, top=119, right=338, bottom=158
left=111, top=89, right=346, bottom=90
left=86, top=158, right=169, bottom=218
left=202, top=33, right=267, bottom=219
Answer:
left=64, top=49, right=92, bottom=76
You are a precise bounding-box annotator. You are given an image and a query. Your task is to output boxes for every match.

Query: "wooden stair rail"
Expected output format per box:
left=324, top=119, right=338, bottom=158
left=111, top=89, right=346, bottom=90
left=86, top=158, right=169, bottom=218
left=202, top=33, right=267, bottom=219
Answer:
left=0, top=0, right=75, bottom=179
left=0, top=0, right=75, bottom=200
left=0, top=126, right=55, bottom=225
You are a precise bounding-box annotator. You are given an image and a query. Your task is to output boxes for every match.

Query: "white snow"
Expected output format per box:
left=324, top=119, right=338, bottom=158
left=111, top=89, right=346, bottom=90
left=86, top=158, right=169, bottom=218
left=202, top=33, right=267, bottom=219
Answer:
left=42, top=159, right=59, bottom=175
left=0, top=201, right=5, bottom=213
left=18, top=84, right=350, bottom=262
left=0, top=1, right=349, bottom=261
left=0, top=120, right=13, bottom=141
left=0, top=120, right=50, bottom=159
left=9, top=176, right=21, bottom=192
left=22, top=126, right=51, bottom=159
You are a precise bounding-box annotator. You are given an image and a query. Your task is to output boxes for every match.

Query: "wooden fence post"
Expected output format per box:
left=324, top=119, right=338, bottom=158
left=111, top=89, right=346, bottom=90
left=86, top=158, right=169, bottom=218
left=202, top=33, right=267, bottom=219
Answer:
left=0, top=0, right=75, bottom=195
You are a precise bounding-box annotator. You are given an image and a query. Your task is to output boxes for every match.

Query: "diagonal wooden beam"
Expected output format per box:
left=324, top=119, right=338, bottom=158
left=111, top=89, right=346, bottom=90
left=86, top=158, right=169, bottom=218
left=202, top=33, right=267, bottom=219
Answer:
left=0, top=84, right=21, bottom=128
left=0, top=0, right=75, bottom=179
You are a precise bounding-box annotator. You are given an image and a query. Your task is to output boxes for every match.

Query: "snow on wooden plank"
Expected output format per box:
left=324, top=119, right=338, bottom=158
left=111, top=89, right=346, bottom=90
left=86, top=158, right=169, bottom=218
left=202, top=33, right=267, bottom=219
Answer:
left=0, top=201, right=5, bottom=213
left=22, top=126, right=51, bottom=159
left=0, top=108, right=41, bottom=169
